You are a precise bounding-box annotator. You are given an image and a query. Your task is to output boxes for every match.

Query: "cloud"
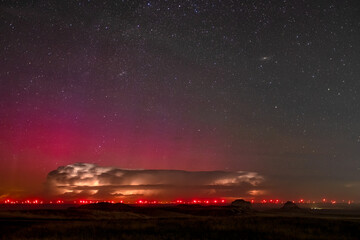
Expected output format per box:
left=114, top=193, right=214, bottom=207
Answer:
left=45, top=163, right=265, bottom=200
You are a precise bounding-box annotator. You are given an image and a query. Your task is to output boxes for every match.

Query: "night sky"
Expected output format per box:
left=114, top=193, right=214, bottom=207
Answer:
left=0, top=0, right=359, bottom=201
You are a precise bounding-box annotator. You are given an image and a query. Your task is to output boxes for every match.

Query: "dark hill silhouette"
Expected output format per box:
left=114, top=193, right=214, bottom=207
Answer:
left=230, top=199, right=254, bottom=213
left=281, top=201, right=300, bottom=210
left=278, top=201, right=309, bottom=213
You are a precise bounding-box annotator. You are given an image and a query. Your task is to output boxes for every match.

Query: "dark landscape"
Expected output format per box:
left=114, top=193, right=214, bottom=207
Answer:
left=1, top=201, right=359, bottom=240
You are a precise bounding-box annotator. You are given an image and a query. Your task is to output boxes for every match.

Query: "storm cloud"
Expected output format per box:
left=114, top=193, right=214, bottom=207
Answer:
left=45, top=163, right=265, bottom=200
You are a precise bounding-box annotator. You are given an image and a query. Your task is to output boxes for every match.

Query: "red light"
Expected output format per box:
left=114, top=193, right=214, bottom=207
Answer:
left=221, top=200, right=225, bottom=203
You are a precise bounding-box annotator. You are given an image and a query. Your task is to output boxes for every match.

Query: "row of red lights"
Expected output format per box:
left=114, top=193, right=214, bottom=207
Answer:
left=2, top=199, right=113, bottom=205
left=2, top=199, right=355, bottom=205
left=135, top=199, right=226, bottom=204
left=3, top=199, right=64, bottom=204
left=1, top=199, right=227, bottom=205
left=257, top=199, right=354, bottom=204
left=76, top=200, right=116, bottom=204
left=258, top=198, right=354, bottom=204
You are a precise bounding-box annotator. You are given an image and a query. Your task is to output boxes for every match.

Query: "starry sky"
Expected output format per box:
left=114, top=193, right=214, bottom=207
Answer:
left=0, top=0, right=359, bottom=201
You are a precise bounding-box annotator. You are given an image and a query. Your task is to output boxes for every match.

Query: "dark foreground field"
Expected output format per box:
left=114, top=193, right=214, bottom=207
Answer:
left=0, top=204, right=359, bottom=240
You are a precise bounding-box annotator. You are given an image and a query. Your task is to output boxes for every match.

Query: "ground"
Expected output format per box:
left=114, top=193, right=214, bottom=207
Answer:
left=0, top=204, right=359, bottom=239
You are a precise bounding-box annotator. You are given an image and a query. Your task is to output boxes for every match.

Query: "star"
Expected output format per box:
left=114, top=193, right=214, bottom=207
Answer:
left=259, top=56, right=273, bottom=61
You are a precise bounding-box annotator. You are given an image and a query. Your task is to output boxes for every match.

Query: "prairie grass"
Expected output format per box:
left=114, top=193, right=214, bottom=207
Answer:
left=0, top=208, right=359, bottom=239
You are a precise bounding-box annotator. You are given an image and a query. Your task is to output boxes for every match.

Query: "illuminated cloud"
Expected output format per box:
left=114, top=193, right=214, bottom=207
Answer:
left=45, top=163, right=265, bottom=200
